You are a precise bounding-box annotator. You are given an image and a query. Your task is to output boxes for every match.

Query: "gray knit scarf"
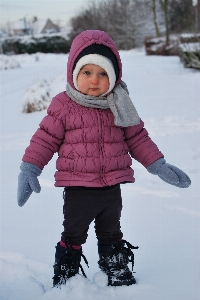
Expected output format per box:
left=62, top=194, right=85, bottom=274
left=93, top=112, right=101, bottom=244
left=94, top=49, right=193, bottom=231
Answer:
left=66, top=81, right=140, bottom=127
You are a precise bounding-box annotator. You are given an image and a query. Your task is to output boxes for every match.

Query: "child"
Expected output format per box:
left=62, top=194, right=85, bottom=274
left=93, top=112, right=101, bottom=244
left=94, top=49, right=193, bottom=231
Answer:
left=17, top=30, right=191, bottom=287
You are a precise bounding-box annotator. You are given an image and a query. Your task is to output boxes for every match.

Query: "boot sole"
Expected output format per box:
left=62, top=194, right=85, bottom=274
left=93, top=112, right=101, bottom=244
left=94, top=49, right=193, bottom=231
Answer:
left=108, top=277, right=136, bottom=286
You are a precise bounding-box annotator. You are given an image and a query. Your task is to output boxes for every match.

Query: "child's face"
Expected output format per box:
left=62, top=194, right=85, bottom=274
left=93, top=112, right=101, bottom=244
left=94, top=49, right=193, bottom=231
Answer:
left=76, top=64, right=110, bottom=96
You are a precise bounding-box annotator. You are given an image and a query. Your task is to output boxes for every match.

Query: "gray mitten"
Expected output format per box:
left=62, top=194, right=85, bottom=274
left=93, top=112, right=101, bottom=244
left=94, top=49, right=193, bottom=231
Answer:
left=147, top=158, right=191, bottom=188
left=17, top=162, right=42, bottom=207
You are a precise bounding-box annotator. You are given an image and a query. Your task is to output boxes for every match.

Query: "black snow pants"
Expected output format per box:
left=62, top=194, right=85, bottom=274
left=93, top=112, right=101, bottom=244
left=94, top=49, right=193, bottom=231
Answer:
left=61, top=184, right=123, bottom=245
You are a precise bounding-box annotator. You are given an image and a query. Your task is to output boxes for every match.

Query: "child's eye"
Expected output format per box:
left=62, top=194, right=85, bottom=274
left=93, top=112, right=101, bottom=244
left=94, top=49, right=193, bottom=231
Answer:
left=84, top=71, right=91, bottom=75
left=100, top=72, right=107, bottom=77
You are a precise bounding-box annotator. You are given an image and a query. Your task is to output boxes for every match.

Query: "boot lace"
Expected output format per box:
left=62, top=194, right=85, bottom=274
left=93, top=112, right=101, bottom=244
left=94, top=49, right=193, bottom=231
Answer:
left=110, top=240, right=139, bottom=271
left=55, top=248, right=89, bottom=280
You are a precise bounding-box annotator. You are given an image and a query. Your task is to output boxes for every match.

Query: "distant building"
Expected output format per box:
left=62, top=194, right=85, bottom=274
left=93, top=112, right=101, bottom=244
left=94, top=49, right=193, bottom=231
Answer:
left=12, top=19, right=31, bottom=36
left=32, top=17, right=60, bottom=35
left=11, top=17, right=60, bottom=36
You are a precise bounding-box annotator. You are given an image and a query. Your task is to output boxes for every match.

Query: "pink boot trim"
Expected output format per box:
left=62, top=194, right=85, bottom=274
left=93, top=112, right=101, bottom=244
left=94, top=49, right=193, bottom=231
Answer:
left=60, top=241, right=81, bottom=250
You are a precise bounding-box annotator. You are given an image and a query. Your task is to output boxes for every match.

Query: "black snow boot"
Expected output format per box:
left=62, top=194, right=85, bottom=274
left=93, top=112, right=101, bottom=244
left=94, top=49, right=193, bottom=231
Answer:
left=98, top=239, right=139, bottom=286
left=53, top=242, right=89, bottom=287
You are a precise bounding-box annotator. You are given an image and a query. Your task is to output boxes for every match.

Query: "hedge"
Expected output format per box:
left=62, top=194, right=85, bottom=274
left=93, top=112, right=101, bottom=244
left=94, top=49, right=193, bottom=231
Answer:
left=2, top=34, right=71, bottom=54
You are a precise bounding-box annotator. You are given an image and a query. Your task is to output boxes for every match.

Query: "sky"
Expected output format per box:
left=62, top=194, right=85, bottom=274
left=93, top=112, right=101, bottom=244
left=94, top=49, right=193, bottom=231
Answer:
left=0, top=0, right=100, bottom=26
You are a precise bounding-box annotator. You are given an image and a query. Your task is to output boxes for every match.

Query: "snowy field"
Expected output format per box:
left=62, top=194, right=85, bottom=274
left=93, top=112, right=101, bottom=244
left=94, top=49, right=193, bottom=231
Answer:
left=0, top=50, right=200, bottom=300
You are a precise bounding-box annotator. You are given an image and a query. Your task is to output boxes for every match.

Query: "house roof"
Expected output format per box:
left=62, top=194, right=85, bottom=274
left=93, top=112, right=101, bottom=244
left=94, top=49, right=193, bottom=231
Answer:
left=12, top=20, right=31, bottom=30
left=11, top=18, right=60, bottom=35
left=32, top=19, right=48, bottom=34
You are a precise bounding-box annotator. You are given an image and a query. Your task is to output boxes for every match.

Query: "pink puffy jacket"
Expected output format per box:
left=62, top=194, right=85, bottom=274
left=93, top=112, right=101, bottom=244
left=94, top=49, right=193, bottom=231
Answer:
left=22, top=30, right=164, bottom=187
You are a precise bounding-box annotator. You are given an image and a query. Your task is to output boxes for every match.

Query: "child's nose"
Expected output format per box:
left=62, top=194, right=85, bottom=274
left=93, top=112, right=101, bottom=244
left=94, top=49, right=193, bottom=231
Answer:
left=91, top=75, right=99, bottom=85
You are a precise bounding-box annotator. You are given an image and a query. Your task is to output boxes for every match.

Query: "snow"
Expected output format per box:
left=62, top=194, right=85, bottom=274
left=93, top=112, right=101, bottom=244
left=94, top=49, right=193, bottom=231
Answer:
left=32, top=19, right=49, bottom=35
left=180, top=33, right=200, bottom=39
left=0, top=50, right=200, bottom=300
left=179, top=42, right=200, bottom=53
left=12, top=20, right=31, bottom=31
left=22, top=72, right=66, bottom=112
left=22, top=80, right=51, bottom=113
left=0, top=55, right=21, bottom=70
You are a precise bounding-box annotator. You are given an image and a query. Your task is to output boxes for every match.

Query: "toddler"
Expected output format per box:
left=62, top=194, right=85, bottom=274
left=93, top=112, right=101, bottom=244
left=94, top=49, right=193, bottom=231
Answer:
left=17, top=30, right=191, bottom=287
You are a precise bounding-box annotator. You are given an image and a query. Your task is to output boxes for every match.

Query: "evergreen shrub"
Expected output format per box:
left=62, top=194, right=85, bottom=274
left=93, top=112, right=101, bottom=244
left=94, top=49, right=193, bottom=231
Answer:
left=2, top=34, right=70, bottom=54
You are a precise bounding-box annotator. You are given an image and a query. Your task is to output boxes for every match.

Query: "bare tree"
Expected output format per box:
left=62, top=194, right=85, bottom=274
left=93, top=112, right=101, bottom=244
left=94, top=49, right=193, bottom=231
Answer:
left=169, top=0, right=198, bottom=33
left=69, top=0, right=155, bottom=49
left=159, top=0, right=170, bottom=43
left=151, top=0, right=161, bottom=37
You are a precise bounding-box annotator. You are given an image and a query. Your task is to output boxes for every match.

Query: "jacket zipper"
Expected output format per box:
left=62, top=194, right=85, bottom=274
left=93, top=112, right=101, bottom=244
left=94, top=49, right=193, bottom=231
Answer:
left=98, top=109, right=107, bottom=185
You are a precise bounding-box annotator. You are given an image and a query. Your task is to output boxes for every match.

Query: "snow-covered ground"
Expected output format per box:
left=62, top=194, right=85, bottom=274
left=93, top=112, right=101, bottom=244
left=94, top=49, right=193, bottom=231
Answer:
left=0, top=55, right=21, bottom=70
left=0, top=50, right=200, bottom=300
